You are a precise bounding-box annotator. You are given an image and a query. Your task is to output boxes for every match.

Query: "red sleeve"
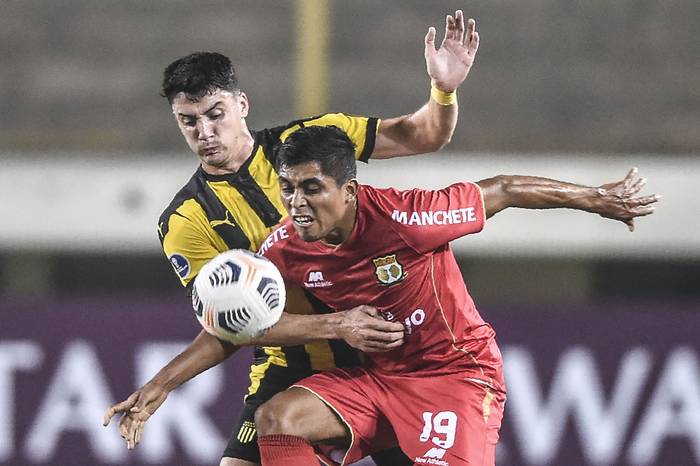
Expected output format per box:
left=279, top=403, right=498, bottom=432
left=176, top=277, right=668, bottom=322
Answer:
left=374, top=182, right=485, bottom=254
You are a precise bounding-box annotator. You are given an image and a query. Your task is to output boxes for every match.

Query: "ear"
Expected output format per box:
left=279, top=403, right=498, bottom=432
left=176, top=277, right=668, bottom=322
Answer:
left=344, top=179, right=359, bottom=203
left=238, top=91, right=250, bottom=118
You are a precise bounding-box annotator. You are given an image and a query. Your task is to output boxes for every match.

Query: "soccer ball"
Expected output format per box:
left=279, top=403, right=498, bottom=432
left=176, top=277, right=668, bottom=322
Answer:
left=192, top=249, right=286, bottom=344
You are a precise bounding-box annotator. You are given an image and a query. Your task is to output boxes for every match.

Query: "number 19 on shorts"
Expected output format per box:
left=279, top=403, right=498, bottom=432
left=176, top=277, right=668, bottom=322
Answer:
left=419, top=411, right=457, bottom=449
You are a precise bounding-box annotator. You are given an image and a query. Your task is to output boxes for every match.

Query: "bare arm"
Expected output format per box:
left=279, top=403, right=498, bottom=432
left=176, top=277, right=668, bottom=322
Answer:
left=101, top=328, right=236, bottom=449
left=242, top=284, right=405, bottom=350
left=373, top=11, right=480, bottom=158
left=104, top=287, right=403, bottom=449
left=477, top=168, right=660, bottom=231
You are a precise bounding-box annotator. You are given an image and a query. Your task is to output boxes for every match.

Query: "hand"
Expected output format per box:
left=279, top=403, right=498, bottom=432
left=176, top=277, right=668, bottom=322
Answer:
left=103, top=382, right=170, bottom=450
left=595, top=168, right=660, bottom=231
left=337, top=305, right=405, bottom=352
left=425, top=10, right=480, bottom=92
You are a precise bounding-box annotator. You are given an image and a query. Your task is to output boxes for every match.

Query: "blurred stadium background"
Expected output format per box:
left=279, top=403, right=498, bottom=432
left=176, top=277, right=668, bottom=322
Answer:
left=1, top=1, right=699, bottom=465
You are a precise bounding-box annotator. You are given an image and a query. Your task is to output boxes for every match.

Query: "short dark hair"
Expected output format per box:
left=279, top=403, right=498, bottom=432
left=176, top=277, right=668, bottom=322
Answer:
left=275, top=126, right=357, bottom=186
left=161, top=52, right=239, bottom=104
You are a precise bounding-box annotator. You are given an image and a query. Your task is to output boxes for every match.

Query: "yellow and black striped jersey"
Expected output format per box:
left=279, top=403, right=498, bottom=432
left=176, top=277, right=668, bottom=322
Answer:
left=158, top=112, right=379, bottom=394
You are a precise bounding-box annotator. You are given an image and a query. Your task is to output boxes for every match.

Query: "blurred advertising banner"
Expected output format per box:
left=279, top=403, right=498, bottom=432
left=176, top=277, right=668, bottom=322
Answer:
left=0, top=297, right=698, bottom=466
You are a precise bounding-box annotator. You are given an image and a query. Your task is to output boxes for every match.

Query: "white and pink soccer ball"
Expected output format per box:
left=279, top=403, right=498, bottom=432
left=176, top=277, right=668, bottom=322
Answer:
left=192, top=249, right=286, bottom=344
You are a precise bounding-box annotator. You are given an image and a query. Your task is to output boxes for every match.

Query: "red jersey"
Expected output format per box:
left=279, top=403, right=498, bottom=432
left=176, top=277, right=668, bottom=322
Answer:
left=260, top=183, right=504, bottom=392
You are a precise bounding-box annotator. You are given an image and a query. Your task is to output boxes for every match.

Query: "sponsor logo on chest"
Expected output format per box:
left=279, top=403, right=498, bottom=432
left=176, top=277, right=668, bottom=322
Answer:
left=303, top=270, right=334, bottom=288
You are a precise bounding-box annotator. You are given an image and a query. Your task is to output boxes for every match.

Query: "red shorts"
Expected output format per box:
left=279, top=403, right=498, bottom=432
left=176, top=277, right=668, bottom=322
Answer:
left=293, top=367, right=505, bottom=466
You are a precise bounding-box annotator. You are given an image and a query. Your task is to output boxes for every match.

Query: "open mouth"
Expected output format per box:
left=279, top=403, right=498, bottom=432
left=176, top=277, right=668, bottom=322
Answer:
left=292, top=215, right=314, bottom=227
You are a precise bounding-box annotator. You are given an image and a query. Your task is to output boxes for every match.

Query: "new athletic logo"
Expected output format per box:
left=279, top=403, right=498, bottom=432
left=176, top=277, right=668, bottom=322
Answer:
left=415, top=411, right=458, bottom=465
left=372, top=254, right=406, bottom=286
left=303, top=270, right=333, bottom=288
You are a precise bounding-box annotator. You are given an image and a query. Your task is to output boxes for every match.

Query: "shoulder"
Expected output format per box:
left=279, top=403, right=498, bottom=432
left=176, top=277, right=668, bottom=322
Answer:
left=359, top=184, right=414, bottom=210
left=257, top=219, right=296, bottom=259
left=158, top=169, right=205, bottom=239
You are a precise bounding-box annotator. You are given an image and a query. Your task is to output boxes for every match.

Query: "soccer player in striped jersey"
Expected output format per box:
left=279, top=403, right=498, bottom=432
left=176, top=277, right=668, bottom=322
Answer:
left=105, top=9, right=480, bottom=466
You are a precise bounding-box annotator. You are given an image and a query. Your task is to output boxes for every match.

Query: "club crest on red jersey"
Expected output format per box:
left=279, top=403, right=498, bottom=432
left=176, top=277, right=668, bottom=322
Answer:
left=372, top=254, right=407, bottom=286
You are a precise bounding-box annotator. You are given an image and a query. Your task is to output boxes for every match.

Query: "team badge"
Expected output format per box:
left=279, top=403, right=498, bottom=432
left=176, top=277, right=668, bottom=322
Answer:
left=372, top=254, right=406, bottom=286
left=237, top=421, right=256, bottom=444
left=169, top=253, right=190, bottom=279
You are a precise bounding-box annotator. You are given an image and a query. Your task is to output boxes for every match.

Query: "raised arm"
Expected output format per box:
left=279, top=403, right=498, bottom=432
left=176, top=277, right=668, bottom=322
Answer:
left=372, top=10, right=480, bottom=158
left=477, top=168, right=660, bottom=231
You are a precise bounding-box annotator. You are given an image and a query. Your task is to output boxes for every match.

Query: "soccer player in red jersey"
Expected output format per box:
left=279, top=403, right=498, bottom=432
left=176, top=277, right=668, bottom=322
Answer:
left=253, top=126, right=659, bottom=466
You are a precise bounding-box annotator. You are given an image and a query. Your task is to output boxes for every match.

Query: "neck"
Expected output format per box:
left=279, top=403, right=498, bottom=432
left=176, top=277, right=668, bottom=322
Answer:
left=322, top=199, right=358, bottom=246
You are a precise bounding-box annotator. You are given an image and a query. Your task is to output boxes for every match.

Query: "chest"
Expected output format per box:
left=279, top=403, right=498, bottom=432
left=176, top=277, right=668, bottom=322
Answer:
left=289, top=238, right=431, bottom=314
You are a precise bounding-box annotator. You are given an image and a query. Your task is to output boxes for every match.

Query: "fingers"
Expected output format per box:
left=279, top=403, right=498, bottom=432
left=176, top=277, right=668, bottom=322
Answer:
left=467, top=23, right=479, bottom=56
left=354, top=304, right=379, bottom=317
left=134, top=420, right=145, bottom=449
left=361, top=338, right=405, bottom=353
left=466, top=16, right=476, bottom=41
left=440, top=15, right=457, bottom=48
left=363, top=328, right=406, bottom=343
left=365, top=317, right=405, bottom=332
left=455, top=10, right=465, bottom=43
left=443, top=14, right=455, bottom=45
left=358, top=330, right=405, bottom=352
left=630, top=204, right=656, bottom=217
left=623, top=167, right=638, bottom=188
left=127, top=419, right=141, bottom=450
left=425, top=26, right=437, bottom=54
left=118, top=413, right=145, bottom=450
left=627, top=194, right=660, bottom=207
left=103, top=392, right=140, bottom=426
left=118, top=414, right=131, bottom=439
left=442, top=11, right=472, bottom=45
left=628, top=176, right=647, bottom=195
left=623, top=200, right=657, bottom=231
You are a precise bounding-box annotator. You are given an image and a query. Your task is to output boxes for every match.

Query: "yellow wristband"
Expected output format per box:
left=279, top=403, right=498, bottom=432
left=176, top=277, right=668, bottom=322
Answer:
left=430, top=83, right=457, bottom=106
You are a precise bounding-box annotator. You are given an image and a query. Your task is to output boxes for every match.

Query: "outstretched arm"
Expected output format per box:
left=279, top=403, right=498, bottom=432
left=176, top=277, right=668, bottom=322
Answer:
left=477, top=168, right=660, bottom=231
left=103, top=287, right=403, bottom=449
left=102, top=328, right=236, bottom=449
left=373, top=10, right=480, bottom=158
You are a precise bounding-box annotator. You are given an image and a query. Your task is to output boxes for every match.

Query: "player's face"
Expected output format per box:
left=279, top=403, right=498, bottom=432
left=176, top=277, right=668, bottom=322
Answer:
left=278, top=161, right=358, bottom=244
left=171, top=89, right=250, bottom=172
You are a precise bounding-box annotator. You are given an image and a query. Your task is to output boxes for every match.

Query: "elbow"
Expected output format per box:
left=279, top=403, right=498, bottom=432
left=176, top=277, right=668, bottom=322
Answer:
left=418, top=133, right=451, bottom=154
left=479, top=175, right=515, bottom=217
left=487, top=175, right=515, bottom=197
left=430, top=130, right=453, bottom=152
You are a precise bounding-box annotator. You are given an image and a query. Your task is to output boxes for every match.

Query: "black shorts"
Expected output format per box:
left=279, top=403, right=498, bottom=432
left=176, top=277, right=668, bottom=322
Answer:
left=221, top=364, right=412, bottom=466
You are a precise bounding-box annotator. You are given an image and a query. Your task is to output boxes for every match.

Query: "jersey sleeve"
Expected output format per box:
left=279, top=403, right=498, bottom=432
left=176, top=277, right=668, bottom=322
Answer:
left=279, top=113, right=380, bottom=162
left=376, top=182, right=486, bottom=254
left=159, top=213, right=221, bottom=287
